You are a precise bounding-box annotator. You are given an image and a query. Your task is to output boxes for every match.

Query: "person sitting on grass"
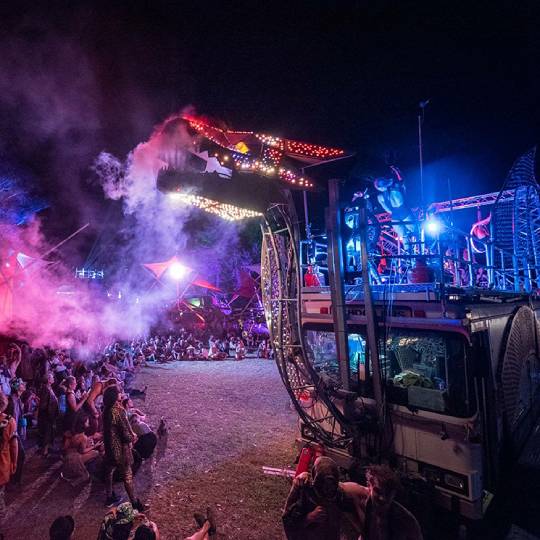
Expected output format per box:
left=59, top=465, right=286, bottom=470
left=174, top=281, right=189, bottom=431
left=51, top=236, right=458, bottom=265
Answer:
left=97, top=501, right=158, bottom=540
left=172, top=340, right=182, bottom=360
left=119, top=351, right=135, bottom=372
left=340, top=464, right=423, bottom=540
left=282, top=456, right=351, bottom=540
left=257, top=340, right=269, bottom=359
left=121, top=397, right=156, bottom=460
left=134, top=352, right=146, bottom=368
left=228, top=337, right=236, bottom=356
left=61, top=415, right=102, bottom=486
left=103, top=504, right=218, bottom=540
left=235, top=339, right=246, bottom=360
left=208, top=343, right=226, bottom=360
left=129, top=415, right=157, bottom=460
left=186, top=343, right=196, bottom=360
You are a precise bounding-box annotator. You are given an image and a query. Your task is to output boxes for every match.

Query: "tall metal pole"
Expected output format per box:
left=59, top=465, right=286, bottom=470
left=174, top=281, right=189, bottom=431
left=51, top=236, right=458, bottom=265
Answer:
left=303, top=190, right=311, bottom=241
left=418, top=99, right=430, bottom=212
left=326, top=179, right=350, bottom=391
left=303, top=190, right=312, bottom=268
left=418, top=113, right=424, bottom=210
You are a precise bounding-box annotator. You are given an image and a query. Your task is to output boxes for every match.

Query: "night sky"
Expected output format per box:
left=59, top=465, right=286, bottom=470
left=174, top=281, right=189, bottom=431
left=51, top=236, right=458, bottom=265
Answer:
left=0, top=2, right=539, bottom=252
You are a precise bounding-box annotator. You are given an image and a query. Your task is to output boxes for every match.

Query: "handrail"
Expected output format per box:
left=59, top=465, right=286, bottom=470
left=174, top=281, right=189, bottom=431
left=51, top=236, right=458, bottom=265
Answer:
left=300, top=216, right=539, bottom=293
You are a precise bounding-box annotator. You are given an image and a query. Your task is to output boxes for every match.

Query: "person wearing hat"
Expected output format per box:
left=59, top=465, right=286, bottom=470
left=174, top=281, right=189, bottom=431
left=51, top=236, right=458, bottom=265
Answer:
left=97, top=501, right=157, bottom=540
left=97, top=501, right=138, bottom=540
left=6, top=377, right=26, bottom=484
left=49, top=515, right=75, bottom=540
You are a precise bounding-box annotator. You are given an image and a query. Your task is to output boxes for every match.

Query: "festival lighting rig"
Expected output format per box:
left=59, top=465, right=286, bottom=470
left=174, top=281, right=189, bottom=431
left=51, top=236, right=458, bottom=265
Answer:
left=168, top=192, right=263, bottom=221
left=157, top=113, right=350, bottom=220
left=181, top=113, right=347, bottom=189
left=75, top=268, right=104, bottom=280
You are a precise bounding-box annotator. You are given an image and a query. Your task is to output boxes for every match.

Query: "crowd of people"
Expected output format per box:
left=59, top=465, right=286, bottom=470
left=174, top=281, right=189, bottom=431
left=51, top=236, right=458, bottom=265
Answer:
left=0, top=330, right=423, bottom=539
left=0, top=334, right=226, bottom=539
left=138, top=331, right=271, bottom=362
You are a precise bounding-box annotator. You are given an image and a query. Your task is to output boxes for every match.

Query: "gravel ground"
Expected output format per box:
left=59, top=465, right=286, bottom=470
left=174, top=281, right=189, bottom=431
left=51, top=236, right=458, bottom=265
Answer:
left=0, top=358, right=298, bottom=539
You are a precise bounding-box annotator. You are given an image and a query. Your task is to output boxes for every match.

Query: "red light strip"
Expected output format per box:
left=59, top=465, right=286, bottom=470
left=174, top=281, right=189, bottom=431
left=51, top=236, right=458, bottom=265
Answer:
left=285, top=140, right=345, bottom=158
left=181, top=114, right=345, bottom=190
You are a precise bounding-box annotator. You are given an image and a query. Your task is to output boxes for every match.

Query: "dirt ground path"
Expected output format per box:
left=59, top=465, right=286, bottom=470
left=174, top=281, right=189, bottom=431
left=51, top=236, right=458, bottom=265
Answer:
left=1, top=359, right=298, bottom=539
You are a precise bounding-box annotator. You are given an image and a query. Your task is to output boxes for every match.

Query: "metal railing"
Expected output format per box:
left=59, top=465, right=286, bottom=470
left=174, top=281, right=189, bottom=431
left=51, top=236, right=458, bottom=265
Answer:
left=300, top=219, right=540, bottom=294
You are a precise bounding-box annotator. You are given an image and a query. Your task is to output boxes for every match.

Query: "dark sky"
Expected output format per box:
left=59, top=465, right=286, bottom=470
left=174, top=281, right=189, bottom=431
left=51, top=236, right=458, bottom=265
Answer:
left=0, top=2, right=539, bottom=249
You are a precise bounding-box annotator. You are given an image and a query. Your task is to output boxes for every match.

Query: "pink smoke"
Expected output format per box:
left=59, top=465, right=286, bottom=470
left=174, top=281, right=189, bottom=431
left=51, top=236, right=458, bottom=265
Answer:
left=0, top=110, right=258, bottom=352
left=0, top=219, right=166, bottom=351
left=98, top=111, right=195, bottom=212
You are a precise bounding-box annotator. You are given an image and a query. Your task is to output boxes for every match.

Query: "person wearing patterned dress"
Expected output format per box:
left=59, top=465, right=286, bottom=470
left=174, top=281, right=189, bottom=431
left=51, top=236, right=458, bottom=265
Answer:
left=102, top=385, right=147, bottom=511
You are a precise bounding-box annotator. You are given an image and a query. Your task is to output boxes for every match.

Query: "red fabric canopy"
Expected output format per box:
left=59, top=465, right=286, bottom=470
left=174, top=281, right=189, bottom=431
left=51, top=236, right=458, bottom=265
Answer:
left=191, top=278, right=221, bottom=292
left=142, top=256, right=183, bottom=279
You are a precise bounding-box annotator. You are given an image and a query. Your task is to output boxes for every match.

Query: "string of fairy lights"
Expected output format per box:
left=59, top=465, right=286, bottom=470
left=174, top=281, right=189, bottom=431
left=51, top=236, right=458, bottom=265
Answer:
left=168, top=192, right=263, bottom=221
left=182, top=114, right=346, bottom=190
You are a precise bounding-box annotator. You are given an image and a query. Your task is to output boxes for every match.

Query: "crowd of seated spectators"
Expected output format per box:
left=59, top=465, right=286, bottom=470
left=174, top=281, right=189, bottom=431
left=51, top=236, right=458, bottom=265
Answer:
left=135, top=329, right=271, bottom=363
left=0, top=326, right=272, bottom=538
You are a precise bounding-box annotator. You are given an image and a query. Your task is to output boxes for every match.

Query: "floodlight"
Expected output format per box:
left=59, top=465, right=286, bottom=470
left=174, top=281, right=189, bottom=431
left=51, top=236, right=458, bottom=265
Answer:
left=425, top=217, right=443, bottom=236
left=169, top=261, right=189, bottom=281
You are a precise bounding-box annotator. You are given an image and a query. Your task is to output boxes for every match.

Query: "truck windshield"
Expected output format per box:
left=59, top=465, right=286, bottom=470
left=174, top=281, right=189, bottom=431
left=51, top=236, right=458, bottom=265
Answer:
left=304, top=327, right=472, bottom=417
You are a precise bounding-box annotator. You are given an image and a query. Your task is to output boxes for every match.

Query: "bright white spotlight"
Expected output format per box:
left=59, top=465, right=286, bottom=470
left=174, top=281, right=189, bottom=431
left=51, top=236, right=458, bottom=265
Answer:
left=425, top=218, right=443, bottom=236
left=169, top=261, right=189, bottom=281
